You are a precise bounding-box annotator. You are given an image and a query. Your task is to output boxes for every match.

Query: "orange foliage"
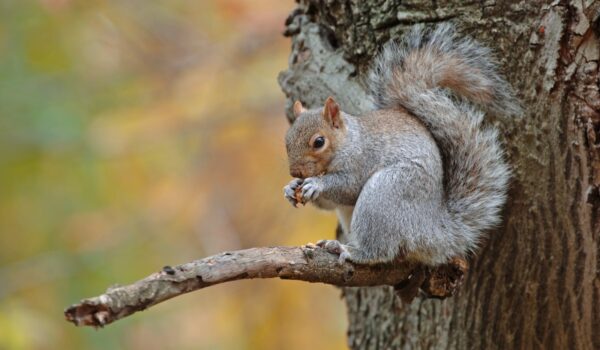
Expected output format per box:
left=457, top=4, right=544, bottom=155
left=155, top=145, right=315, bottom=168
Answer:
left=0, top=1, right=346, bottom=349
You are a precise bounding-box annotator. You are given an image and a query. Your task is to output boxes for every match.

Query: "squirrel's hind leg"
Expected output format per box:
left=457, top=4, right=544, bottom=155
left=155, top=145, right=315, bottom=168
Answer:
left=349, top=163, right=446, bottom=265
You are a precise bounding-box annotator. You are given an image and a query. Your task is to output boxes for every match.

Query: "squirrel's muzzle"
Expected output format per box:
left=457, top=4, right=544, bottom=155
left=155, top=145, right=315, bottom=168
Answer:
left=290, top=168, right=304, bottom=179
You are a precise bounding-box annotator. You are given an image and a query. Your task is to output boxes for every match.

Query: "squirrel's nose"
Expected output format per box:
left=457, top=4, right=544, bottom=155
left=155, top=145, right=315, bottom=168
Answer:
left=290, top=168, right=303, bottom=178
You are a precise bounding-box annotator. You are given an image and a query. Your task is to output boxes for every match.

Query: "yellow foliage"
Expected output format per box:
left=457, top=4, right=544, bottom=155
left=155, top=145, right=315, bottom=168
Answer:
left=0, top=1, right=347, bottom=349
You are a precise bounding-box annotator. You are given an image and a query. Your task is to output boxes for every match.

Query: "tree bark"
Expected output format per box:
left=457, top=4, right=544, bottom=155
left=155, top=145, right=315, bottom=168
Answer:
left=279, top=1, right=600, bottom=349
left=64, top=246, right=467, bottom=328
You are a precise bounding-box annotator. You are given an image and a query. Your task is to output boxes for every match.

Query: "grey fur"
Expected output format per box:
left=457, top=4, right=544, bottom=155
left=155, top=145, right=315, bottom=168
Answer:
left=368, top=23, right=522, bottom=117
left=284, top=23, right=519, bottom=265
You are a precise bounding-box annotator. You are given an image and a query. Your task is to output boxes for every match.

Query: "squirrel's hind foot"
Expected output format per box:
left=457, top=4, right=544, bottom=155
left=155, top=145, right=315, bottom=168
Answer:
left=316, top=239, right=352, bottom=264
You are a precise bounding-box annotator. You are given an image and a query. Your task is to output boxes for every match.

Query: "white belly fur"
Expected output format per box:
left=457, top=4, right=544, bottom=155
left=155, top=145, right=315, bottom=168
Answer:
left=336, top=205, right=355, bottom=237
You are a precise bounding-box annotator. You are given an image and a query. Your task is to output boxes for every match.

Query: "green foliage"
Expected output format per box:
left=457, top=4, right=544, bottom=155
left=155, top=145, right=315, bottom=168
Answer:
left=0, top=1, right=345, bottom=349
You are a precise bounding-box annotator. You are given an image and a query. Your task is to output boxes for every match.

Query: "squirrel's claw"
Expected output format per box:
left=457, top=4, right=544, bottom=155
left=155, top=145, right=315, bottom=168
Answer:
left=317, top=239, right=351, bottom=264
left=283, top=178, right=303, bottom=207
left=284, top=177, right=322, bottom=206
left=299, top=177, right=323, bottom=203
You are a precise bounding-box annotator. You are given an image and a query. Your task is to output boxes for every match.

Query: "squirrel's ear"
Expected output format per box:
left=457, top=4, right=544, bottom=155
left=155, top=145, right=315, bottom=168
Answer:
left=323, top=96, right=342, bottom=129
left=291, top=101, right=305, bottom=122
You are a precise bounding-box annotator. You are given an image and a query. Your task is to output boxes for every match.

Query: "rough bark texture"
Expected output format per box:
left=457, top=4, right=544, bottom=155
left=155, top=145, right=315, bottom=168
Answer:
left=279, top=1, right=600, bottom=349
left=64, top=246, right=466, bottom=328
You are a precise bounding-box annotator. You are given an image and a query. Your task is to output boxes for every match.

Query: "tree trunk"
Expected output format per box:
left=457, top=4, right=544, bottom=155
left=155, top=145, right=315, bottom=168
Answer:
left=279, top=1, right=600, bottom=349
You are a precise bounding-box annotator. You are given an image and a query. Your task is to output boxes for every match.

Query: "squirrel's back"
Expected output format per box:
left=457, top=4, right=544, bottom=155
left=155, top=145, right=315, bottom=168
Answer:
left=367, top=23, right=521, bottom=256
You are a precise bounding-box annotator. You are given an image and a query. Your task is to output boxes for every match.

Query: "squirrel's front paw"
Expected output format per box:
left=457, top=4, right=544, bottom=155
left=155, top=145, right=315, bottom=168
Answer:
left=283, top=178, right=304, bottom=207
left=298, top=177, right=323, bottom=204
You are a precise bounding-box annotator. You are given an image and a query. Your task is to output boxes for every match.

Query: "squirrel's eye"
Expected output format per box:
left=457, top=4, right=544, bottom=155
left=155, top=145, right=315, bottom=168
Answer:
left=313, top=136, right=325, bottom=149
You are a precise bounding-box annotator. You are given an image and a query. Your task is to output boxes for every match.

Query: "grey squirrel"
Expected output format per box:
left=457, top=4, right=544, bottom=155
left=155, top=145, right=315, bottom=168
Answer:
left=283, top=23, right=521, bottom=266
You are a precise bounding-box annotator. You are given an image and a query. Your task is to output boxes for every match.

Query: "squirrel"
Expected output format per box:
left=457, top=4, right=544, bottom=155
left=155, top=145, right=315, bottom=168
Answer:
left=283, top=23, right=521, bottom=266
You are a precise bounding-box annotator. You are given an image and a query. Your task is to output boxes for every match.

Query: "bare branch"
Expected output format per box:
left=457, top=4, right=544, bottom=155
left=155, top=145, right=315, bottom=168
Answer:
left=64, top=245, right=467, bottom=328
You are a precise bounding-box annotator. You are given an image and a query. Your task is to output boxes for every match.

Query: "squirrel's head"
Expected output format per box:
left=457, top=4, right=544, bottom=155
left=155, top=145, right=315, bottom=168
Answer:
left=285, top=97, right=346, bottom=179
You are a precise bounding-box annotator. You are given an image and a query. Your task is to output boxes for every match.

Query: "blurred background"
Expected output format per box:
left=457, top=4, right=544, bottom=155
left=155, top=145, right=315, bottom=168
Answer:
left=0, top=0, right=346, bottom=349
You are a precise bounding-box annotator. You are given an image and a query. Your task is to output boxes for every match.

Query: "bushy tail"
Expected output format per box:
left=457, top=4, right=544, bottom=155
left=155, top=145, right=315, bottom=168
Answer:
left=368, top=23, right=521, bottom=253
